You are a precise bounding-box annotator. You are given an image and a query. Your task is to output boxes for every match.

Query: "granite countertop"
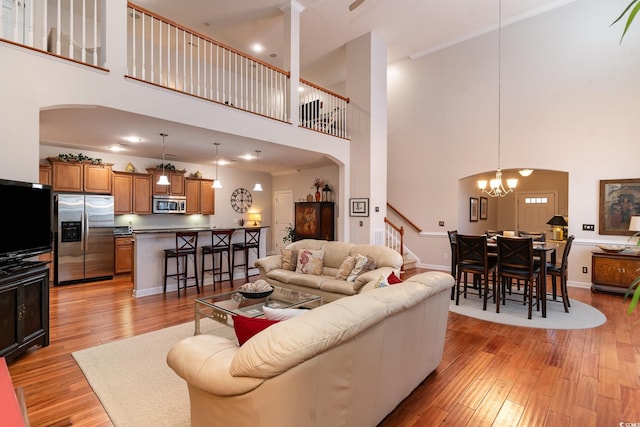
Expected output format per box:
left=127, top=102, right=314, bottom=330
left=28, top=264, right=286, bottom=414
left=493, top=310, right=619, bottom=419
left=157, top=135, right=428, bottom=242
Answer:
left=132, top=226, right=268, bottom=234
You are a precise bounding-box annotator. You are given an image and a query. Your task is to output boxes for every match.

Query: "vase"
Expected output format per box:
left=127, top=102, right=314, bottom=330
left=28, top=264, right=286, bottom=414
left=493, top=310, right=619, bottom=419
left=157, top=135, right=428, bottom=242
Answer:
left=315, top=190, right=321, bottom=202
left=307, top=193, right=313, bottom=202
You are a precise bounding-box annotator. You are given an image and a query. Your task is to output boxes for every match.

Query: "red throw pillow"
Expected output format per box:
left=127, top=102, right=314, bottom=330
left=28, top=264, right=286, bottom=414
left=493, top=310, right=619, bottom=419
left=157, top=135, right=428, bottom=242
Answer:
left=232, top=315, right=280, bottom=346
left=387, top=271, right=403, bottom=284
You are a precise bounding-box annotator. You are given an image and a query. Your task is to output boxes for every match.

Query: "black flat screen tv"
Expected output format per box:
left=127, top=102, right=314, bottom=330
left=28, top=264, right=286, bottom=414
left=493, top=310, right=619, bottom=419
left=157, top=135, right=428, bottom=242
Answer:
left=0, top=178, right=53, bottom=266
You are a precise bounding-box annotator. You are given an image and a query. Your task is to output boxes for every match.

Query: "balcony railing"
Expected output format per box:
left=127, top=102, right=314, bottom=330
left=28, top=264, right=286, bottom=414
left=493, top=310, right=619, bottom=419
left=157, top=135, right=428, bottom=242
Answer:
left=0, top=0, right=105, bottom=68
left=127, top=4, right=290, bottom=122
left=1, top=1, right=349, bottom=137
left=299, top=79, right=349, bottom=139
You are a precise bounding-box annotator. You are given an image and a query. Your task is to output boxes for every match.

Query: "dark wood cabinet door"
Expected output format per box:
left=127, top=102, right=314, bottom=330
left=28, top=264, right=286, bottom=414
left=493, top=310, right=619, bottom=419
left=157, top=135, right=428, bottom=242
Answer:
left=294, top=202, right=334, bottom=241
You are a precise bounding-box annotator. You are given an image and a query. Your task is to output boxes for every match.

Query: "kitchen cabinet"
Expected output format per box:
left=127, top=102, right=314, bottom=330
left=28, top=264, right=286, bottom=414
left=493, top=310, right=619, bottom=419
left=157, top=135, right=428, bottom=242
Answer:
left=113, top=172, right=152, bottom=214
left=48, top=158, right=113, bottom=194
left=294, top=202, right=335, bottom=241
left=39, top=165, right=51, bottom=186
left=185, top=178, right=215, bottom=215
left=147, top=168, right=185, bottom=196
left=114, top=236, right=133, bottom=274
left=592, top=251, right=640, bottom=293
left=0, top=262, right=49, bottom=364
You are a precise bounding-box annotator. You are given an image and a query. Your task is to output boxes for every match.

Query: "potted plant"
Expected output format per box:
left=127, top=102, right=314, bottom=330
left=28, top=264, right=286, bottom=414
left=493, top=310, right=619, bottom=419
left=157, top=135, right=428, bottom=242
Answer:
left=283, top=223, right=296, bottom=244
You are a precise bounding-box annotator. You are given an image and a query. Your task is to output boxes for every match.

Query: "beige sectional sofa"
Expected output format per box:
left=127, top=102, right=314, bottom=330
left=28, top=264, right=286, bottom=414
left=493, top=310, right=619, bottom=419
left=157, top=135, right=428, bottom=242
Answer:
left=167, top=271, right=454, bottom=427
left=254, top=239, right=404, bottom=302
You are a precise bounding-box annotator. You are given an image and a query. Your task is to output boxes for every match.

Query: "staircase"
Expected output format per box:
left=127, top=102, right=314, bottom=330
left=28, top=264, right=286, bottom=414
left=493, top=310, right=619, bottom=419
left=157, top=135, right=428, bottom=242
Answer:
left=383, top=217, right=418, bottom=273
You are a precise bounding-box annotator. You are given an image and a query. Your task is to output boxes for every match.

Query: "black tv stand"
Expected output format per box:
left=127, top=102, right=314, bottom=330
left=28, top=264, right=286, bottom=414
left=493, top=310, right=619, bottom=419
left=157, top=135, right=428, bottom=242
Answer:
left=0, top=262, right=49, bottom=364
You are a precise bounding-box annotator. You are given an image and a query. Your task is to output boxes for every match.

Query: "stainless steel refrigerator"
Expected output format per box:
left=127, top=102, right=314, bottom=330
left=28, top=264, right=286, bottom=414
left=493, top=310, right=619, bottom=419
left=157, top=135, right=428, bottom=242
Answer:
left=55, top=194, right=114, bottom=285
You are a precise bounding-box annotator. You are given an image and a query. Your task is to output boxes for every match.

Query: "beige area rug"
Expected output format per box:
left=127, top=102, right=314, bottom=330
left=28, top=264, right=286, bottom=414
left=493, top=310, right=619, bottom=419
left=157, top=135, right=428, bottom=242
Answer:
left=72, top=318, right=237, bottom=427
left=449, top=292, right=606, bottom=329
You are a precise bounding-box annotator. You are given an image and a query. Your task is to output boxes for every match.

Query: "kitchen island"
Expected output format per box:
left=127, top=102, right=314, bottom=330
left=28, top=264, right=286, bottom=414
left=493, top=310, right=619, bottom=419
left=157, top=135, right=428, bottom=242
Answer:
left=132, top=226, right=268, bottom=297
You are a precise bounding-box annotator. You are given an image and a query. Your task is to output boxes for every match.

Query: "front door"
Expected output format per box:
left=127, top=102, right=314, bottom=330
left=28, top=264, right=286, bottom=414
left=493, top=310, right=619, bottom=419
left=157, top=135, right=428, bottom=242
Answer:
left=516, top=191, right=557, bottom=239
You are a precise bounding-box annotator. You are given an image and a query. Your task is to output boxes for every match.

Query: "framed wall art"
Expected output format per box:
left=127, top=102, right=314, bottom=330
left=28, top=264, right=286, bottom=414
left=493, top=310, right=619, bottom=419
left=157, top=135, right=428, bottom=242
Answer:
left=469, top=197, right=478, bottom=222
left=480, top=197, right=488, bottom=220
left=599, top=178, right=640, bottom=235
left=350, top=198, right=369, bottom=217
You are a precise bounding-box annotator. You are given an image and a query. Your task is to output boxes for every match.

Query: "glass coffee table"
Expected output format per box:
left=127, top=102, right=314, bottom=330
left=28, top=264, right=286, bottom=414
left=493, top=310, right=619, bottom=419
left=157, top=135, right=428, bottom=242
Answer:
left=194, top=286, right=323, bottom=334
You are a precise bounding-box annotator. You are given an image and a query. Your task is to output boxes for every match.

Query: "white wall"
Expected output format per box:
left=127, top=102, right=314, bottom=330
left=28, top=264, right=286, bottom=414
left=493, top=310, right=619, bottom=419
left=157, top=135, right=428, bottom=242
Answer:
left=387, top=0, right=640, bottom=287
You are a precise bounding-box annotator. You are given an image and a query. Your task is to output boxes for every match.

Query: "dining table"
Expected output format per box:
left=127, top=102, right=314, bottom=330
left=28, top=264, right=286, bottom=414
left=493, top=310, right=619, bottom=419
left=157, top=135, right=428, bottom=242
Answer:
left=486, top=239, right=557, bottom=318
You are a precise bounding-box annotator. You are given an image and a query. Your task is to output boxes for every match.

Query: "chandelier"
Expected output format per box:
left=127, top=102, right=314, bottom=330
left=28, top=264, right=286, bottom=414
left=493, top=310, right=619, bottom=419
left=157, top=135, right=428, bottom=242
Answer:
left=477, top=0, right=517, bottom=198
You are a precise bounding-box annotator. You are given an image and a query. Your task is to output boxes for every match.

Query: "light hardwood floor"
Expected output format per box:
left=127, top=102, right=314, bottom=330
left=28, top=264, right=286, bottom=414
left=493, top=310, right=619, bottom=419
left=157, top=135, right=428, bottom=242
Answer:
left=7, top=271, right=640, bottom=426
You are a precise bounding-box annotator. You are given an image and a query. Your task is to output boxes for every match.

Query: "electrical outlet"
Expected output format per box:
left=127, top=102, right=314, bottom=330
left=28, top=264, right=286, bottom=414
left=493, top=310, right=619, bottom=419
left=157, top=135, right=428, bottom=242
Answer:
left=443, top=252, right=449, bottom=260
left=582, top=267, right=588, bottom=274
left=438, top=221, right=445, bottom=227
left=583, top=224, right=595, bottom=231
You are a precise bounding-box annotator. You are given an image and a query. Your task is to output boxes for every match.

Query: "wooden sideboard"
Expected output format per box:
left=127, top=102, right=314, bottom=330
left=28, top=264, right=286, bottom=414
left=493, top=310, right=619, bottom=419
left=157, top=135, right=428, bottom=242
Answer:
left=0, top=262, right=49, bottom=363
left=591, top=251, right=640, bottom=294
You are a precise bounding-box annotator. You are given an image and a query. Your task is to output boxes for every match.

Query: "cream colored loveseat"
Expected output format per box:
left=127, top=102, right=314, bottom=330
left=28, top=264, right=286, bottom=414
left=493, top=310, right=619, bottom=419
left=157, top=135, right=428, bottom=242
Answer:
left=254, top=239, right=404, bottom=302
left=167, top=271, right=454, bottom=427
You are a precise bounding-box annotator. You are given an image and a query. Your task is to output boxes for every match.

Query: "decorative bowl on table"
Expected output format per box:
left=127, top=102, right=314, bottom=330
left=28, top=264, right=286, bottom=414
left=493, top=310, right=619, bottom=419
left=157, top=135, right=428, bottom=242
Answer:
left=597, top=244, right=626, bottom=253
left=238, top=280, right=274, bottom=299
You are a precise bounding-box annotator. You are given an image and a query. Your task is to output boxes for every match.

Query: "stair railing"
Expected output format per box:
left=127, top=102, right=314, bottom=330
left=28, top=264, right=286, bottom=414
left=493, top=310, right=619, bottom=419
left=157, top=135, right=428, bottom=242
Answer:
left=384, top=217, right=405, bottom=271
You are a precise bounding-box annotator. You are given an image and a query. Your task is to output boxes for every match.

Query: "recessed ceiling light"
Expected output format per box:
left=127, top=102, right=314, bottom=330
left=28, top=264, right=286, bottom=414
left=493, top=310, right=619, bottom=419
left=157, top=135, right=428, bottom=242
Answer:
left=125, top=136, right=142, bottom=143
left=251, top=43, right=264, bottom=53
left=269, top=53, right=277, bottom=58
left=108, top=145, right=125, bottom=152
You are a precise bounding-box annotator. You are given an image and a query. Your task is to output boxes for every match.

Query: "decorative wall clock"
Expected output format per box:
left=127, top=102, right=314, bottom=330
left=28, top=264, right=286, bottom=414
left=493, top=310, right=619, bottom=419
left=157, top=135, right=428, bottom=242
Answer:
left=231, top=187, right=252, bottom=213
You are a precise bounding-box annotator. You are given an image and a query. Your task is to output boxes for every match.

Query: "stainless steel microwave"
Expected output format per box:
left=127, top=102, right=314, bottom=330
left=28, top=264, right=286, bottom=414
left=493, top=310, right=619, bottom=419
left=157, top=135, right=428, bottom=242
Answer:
left=152, top=195, right=186, bottom=214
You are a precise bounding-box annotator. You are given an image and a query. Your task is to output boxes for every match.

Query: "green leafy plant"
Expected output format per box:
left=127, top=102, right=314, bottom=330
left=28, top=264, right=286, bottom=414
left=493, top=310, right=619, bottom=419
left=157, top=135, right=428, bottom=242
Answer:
left=625, top=271, right=640, bottom=322
left=612, top=0, right=640, bottom=42
left=282, top=223, right=295, bottom=244
left=612, top=1, right=640, bottom=319
left=58, top=153, right=102, bottom=164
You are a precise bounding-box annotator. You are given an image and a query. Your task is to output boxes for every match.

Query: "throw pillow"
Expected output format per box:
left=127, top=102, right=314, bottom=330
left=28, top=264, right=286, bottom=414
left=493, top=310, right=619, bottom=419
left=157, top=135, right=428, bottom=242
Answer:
left=232, top=315, right=280, bottom=346
left=361, top=258, right=377, bottom=275
left=263, top=306, right=307, bottom=321
left=295, top=249, right=324, bottom=275
left=346, top=254, right=369, bottom=282
left=374, top=275, right=389, bottom=288
left=281, top=249, right=298, bottom=271
left=335, top=255, right=357, bottom=280
left=387, top=271, right=403, bottom=284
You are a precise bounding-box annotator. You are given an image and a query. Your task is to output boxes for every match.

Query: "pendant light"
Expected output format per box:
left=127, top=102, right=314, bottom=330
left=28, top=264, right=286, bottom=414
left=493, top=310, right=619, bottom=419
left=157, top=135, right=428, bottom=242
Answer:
left=212, top=142, right=222, bottom=189
left=477, top=0, right=517, bottom=198
left=157, top=133, right=170, bottom=186
left=253, top=149, right=263, bottom=192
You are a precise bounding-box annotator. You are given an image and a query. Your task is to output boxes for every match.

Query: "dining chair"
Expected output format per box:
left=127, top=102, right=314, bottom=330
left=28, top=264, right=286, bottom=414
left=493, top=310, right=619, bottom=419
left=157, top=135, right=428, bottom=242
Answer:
left=447, top=230, right=458, bottom=300
left=496, top=236, right=541, bottom=319
left=518, top=231, right=546, bottom=242
left=163, top=231, right=199, bottom=297
left=546, top=235, right=575, bottom=313
left=455, top=234, right=496, bottom=310
left=485, top=230, right=503, bottom=238
left=201, top=229, right=234, bottom=291
left=231, top=228, right=261, bottom=285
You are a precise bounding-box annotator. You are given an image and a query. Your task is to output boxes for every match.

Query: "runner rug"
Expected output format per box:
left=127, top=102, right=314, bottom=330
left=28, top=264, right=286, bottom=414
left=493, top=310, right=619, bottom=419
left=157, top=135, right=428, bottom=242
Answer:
left=72, top=318, right=236, bottom=427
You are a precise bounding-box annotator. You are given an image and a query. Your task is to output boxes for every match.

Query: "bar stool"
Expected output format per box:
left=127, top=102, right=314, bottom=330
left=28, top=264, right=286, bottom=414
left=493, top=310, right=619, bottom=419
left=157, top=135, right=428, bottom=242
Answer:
left=231, top=228, right=261, bottom=285
left=201, top=228, right=234, bottom=291
left=163, top=231, right=199, bottom=297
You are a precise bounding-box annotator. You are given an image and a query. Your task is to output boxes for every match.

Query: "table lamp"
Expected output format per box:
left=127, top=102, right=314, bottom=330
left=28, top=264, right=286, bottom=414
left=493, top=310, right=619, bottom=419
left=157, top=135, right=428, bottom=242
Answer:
left=546, top=215, right=568, bottom=240
left=248, top=212, right=261, bottom=226
left=629, top=216, right=640, bottom=245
